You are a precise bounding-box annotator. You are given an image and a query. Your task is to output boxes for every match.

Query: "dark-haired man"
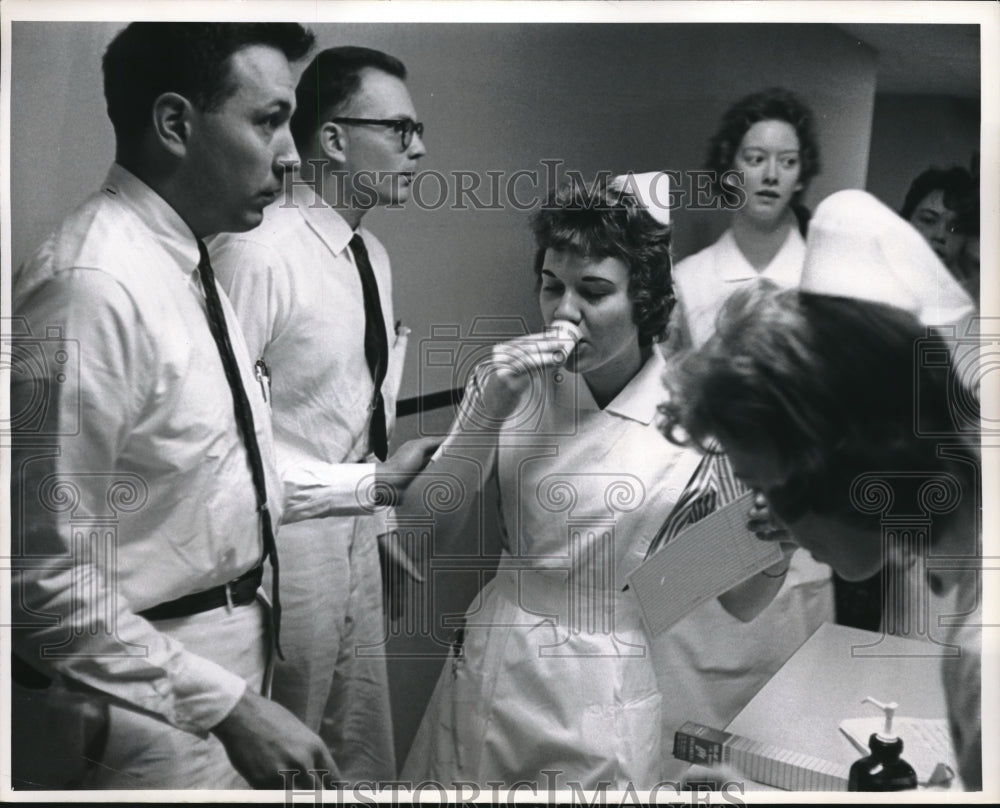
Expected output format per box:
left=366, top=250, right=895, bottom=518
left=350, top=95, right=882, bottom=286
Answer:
left=210, top=46, right=435, bottom=779
left=11, top=22, right=337, bottom=789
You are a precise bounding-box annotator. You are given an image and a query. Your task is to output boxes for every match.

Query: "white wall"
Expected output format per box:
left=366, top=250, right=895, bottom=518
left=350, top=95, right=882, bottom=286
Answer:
left=865, top=92, right=980, bottom=213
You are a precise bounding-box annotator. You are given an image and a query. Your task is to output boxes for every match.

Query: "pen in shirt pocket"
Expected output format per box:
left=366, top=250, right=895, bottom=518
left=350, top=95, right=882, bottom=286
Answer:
left=254, top=359, right=271, bottom=404
left=394, top=319, right=410, bottom=345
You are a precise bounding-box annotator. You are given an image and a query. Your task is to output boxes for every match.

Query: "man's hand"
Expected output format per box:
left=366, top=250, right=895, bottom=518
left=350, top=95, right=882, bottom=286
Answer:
left=375, top=437, right=441, bottom=502
left=211, top=689, right=340, bottom=789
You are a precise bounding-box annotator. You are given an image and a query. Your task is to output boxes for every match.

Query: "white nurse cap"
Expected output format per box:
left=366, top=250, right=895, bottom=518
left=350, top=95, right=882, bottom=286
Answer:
left=800, top=189, right=973, bottom=328
left=610, top=171, right=671, bottom=226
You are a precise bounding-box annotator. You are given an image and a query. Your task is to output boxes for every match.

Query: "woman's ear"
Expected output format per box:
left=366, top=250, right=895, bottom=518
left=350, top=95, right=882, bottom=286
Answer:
left=151, top=92, right=192, bottom=158
left=320, top=121, right=347, bottom=166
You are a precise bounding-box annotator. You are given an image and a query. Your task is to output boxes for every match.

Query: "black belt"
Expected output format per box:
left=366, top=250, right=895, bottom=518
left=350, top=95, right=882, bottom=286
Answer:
left=137, top=565, right=263, bottom=622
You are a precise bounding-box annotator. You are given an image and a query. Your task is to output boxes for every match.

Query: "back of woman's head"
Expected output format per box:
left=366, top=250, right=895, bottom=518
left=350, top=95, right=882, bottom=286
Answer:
left=532, top=176, right=674, bottom=345
left=662, top=284, right=976, bottom=527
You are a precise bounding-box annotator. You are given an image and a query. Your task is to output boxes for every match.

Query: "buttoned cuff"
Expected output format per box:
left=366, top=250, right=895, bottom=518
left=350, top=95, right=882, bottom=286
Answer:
left=170, top=651, right=248, bottom=735
left=280, top=453, right=386, bottom=523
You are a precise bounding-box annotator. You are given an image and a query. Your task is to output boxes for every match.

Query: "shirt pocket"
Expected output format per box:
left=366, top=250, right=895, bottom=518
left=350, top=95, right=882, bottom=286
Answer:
left=383, top=331, right=409, bottom=434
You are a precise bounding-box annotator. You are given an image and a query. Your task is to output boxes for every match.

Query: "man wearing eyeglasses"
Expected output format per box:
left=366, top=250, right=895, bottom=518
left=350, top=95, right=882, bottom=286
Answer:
left=209, top=46, right=435, bottom=781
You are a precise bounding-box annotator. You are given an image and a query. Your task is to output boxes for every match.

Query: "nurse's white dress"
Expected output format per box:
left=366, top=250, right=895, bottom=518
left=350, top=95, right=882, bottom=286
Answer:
left=671, top=226, right=804, bottom=349
left=661, top=225, right=834, bottom=767
left=403, top=349, right=832, bottom=789
left=403, top=351, right=700, bottom=789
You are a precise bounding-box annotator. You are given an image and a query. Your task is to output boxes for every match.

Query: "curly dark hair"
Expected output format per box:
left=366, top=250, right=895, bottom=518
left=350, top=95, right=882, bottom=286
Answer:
left=660, top=283, right=978, bottom=532
left=705, top=87, right=821, bottom=219
left=103, top=23, right=315, bottom=146
left=531, top=175, right=674, bottom=346
left=900, top=166, right=979, bottom=236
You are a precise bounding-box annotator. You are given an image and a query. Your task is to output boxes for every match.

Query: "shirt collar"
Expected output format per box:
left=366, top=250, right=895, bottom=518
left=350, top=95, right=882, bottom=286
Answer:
left=761, top=226, right=805, bottom=284
left=102, top=163, right=201, bottom=274
left=603, top=349, right=669, bottom=424
left=292, top=176, right=358, bottom=257
left=554, top=349, right=667, bottom=424
left=716, top=226, right=804, bottom=283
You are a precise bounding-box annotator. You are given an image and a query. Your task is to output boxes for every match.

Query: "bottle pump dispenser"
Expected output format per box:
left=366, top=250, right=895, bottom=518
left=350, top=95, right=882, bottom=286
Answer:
left=847, top=697, right=918, bottom=791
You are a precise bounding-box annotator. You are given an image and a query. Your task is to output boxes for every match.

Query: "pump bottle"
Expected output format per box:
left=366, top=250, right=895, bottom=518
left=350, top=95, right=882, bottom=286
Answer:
left=847, top=697, right=918, bottom=791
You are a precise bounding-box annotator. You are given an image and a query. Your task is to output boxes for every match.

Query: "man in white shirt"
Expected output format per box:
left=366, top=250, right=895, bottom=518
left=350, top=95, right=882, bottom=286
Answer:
left=10, top=22, right=337, bottom=789
left=210, top=47, right=435, bottom=780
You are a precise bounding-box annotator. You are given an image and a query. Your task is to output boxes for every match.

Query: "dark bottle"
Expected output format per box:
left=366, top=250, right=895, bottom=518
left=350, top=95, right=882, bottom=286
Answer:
left=848, top=697, right=918, bottom=791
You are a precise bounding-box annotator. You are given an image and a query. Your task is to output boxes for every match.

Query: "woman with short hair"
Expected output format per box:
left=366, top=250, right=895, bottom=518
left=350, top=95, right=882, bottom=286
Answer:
left=661, top=189, right=981, bottom=790
left=402, top=173, right=793, bottom=788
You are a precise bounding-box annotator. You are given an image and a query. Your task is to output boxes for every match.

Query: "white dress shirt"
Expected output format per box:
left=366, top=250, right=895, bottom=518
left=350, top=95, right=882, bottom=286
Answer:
left=210, top=182, right=407, bottom=519
left=672, top=226, right=805, bottom=347
left=209, top=179, right=406, bottom=777
left=11, top=164, right=283, bottom=733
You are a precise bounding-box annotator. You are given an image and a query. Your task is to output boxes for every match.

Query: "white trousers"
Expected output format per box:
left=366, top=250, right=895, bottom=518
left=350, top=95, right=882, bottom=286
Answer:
left=268, top=514, right=395, bottom=781
left=83, top=599, right=269, bottom=789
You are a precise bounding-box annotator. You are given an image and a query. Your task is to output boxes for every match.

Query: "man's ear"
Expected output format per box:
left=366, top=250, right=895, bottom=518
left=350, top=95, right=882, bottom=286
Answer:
left=152, top=92, right=194, bottom=158
left=320, top=121, right=347, bottom=167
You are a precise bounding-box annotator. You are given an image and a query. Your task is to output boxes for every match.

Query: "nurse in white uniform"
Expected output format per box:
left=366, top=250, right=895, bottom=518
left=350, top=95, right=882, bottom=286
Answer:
left=655, top=88, right=834, bottom=759
left=661, top=190, right=980, bottom=789
left=671, top=86, right=821, bottom=349
left=402, top=173, right=797, bottom=789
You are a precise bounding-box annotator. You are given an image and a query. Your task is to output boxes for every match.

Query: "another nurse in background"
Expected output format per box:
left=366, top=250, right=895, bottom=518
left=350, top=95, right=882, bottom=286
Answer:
left=670, top=87, right=820, bottom=349
left=900, top=165, right=979, bottom=305
left=660, top=189, right=980, bottom=789
left=652, top=90, right=833, bottom=734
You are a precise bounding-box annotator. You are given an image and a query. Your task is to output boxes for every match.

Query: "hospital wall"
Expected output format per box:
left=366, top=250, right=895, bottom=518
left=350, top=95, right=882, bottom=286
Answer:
left=865, top=92, right=980, bottom=214
left=11, top=22, right=878, bottom=405
left=9, top=21, right=886, bottom=767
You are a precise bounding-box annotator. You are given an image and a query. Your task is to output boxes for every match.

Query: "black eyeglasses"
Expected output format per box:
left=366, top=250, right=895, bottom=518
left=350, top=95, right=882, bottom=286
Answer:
left=331, top=117, right=425, bottom=151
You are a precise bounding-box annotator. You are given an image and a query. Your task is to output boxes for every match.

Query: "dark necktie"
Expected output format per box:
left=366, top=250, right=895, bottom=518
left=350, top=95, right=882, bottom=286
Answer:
left=349, top=233, right=389, bottom=461
left=196, top=241, right=283, bottom=658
